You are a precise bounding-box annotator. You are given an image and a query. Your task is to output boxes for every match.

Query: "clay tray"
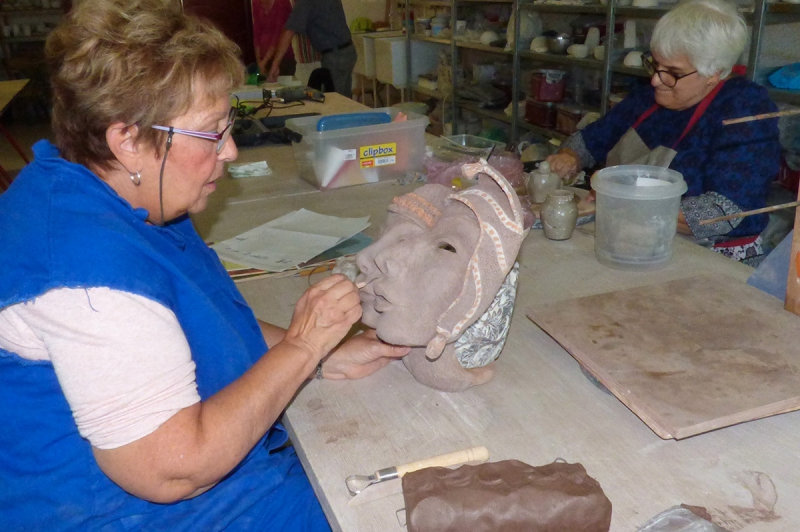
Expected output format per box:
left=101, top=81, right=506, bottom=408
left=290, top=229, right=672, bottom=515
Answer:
left=527, top=275, right=800, bottom=439
left=530, top=187, right=595, bottom=230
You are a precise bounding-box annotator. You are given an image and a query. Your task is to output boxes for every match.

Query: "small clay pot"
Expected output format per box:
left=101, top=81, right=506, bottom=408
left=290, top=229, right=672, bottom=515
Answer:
left=541, top=189, right=578, bottom=240
left=528, top=161, right=561, bottom=204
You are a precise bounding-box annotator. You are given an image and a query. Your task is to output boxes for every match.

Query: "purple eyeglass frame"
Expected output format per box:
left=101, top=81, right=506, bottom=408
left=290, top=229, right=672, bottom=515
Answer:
left=151, top=107, right=237, bottom=154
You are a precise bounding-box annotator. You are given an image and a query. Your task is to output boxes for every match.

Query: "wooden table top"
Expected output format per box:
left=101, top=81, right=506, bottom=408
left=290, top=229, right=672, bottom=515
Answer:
left=0, top=79, right=29, bottom=115
left=193, top=94, right=799, bottom=532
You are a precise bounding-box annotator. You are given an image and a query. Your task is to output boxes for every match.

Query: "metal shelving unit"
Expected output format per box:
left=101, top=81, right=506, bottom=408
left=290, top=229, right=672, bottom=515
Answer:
left=402, top=0, right=800, bottom=142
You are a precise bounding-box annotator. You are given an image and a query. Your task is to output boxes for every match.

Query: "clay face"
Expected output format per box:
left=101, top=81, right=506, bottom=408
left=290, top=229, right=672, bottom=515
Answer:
left=357, top=200, right=480, bottom=346
left=357, top=160, right=525, bottom=392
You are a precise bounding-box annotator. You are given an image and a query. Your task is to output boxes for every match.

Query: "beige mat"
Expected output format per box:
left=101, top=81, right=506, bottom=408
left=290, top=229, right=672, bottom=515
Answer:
left=527, top=275, right=800, bottom=439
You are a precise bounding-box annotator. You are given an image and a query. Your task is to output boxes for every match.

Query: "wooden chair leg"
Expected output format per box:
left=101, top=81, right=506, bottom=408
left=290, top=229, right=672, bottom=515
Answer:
left=0, top=163, right=13, bottom=192
left=0, top=123, right=29, bottom=164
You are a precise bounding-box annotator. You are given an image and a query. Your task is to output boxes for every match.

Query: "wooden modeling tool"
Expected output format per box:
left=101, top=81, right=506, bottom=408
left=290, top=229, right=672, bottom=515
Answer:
left=699, top=200, right=800, bottom=226
left=723, top=109, right=800, bottom=126
left=785, top=186, right=800, bottom=314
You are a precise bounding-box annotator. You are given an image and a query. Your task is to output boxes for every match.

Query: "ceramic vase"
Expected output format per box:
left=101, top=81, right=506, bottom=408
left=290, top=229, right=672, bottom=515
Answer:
left=528, top=161, right=561, bottom=203
left=541, top=189, right=578, bottom=240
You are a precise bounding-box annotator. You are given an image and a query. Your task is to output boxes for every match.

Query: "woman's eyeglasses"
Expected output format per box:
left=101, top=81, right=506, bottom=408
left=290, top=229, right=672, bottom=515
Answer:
left=152, top=106, right=237, bottom=154
left=642, top=52, right=697, bottom=88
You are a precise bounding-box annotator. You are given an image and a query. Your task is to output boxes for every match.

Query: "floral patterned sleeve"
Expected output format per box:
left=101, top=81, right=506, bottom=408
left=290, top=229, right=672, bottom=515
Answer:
left=681, top=192, right=743, bottom=239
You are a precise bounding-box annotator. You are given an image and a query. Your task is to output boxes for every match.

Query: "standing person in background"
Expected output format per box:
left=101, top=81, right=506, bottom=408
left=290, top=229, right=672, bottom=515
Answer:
left=268, top=0, right=356, bottom=98
left=253, top=0, right=296, bottom=77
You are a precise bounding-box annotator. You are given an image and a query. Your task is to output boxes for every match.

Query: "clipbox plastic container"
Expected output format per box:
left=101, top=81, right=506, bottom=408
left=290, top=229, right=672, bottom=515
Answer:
left=286, top=107, right=429, bottom=189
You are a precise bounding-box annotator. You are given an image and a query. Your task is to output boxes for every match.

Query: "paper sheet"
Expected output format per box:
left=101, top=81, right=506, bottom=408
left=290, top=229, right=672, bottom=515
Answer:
left=229, top=161, right=272, bottom=178
left=212, top=209, right=370, bottom=272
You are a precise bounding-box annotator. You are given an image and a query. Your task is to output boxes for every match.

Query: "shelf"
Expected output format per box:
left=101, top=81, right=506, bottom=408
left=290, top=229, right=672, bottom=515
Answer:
left=519, top=120, right=567, bottom=140
left=0, top=8, right=63, bottom=17
left=520, top=50, right=604, bottom=70
left=412, top=35, right=452, bottom=45
left=2, top=35, right=48, bottom=43
left=769, top=88, right=800, bottom=107
left=519, top=3, right=605, bottom=14
left=612, top=64, right=648, bottom=77
left=460, top=101, right=568, bottom=140
left=460, top=102, right=512, bottom=124
left=400, top=1, right=452, bottom=6
left=456, top=40, right=511, bottom=54
left=413, top=84, right=444, bottom=99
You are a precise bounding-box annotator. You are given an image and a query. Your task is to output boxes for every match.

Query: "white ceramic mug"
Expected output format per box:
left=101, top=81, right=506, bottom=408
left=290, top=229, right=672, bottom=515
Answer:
left=567, top=44, right=589, bottom=59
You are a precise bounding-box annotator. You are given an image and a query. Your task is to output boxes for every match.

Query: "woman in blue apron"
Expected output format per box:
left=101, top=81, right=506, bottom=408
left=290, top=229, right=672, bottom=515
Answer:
left=0, top=1, right=408, bottom=530
left=547, top=0, right=781, bottom=266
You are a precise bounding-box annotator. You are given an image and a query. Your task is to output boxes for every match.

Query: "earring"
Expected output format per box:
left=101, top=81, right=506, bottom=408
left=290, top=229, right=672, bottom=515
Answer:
left=129, top=171, right=141, bottom=186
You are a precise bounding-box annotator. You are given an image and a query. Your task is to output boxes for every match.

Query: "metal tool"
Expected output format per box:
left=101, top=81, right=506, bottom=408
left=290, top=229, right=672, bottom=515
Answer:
left=345, top=446, right=489, bottom=497
left=271, top=86, right=326, bottom=104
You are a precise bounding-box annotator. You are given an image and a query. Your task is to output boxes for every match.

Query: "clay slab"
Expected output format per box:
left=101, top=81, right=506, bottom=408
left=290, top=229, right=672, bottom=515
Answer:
left=527, top=274, right=800, bottom=439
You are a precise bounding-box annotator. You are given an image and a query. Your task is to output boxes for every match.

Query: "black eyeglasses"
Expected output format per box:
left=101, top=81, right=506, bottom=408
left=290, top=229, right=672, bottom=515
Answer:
left=152, top=106, right=237, bottom=154
left=642, top=52, right=698, bottom=88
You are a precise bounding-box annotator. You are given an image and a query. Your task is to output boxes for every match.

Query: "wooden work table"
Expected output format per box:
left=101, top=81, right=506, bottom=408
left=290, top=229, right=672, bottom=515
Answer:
left=193, top=94, right=799, bottom=532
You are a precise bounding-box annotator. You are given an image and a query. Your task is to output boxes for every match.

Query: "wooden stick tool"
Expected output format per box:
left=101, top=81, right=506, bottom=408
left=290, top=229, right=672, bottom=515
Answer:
left=723, top=109, right=800, bottom=126
left=699, top=200, right=800, bottom=226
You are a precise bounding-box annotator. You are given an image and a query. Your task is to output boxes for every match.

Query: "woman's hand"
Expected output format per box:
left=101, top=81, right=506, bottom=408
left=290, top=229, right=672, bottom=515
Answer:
left=322, top=329, right=410, bottom=380
left=545, top=150, right=581, bottom=180
left=283, top=274, right=363, bottom=362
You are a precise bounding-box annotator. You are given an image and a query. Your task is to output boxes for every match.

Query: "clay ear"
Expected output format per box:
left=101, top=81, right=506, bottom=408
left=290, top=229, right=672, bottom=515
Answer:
left=425, top=333, right=448, bottom=360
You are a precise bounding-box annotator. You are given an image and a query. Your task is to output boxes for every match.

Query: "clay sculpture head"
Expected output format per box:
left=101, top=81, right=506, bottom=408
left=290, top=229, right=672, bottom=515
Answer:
left=356, top=159, right=524, bottom=392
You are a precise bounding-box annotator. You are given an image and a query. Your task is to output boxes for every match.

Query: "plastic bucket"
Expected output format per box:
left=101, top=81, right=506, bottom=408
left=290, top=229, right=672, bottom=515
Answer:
left=591, top=165, right=687, bottom=271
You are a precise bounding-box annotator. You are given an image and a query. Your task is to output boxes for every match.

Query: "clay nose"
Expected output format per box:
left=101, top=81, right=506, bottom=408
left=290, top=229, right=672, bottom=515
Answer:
left=373, top=246, right=404, bottom=276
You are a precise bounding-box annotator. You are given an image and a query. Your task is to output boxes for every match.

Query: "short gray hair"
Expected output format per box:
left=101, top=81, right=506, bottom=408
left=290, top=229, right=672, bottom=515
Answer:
left=650, top=0, right=747, bottom=79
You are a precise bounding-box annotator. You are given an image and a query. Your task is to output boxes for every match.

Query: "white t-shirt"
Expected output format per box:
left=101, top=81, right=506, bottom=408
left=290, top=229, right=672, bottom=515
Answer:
left=0, top=287, right=201, bottom=450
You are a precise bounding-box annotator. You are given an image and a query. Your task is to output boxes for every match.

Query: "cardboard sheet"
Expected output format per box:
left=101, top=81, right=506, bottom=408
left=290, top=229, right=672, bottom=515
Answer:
left=527, top=274, right=800, bottom=439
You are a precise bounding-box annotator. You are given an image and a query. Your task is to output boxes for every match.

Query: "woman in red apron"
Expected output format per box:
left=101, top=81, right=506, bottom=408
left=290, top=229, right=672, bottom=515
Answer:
left=547, top=0, right=781, bottom=266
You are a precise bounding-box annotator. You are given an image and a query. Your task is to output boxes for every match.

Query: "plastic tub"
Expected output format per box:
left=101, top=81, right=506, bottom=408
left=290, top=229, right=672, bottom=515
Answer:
left=525, top=98, right=557, bottom=128
left=530, top=69, right=566, bottom=102
left=592, top=165, right=687, bottom=271
left=286, top=107, right=429, bottom=189
left=433, top=134, right=506, bottom=161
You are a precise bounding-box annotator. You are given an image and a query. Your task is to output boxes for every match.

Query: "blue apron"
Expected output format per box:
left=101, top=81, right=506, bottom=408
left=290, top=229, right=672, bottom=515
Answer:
left=0, top=141, right=329, bottom=531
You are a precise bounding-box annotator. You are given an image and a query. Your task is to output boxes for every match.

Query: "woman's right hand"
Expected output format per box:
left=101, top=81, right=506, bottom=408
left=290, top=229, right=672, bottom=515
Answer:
left=545, top=151, right=581, bottom=180
left=283, top=274, right=363, bottom=362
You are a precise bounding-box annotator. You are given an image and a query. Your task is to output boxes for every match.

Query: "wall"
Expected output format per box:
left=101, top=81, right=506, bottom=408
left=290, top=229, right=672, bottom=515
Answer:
left=341, top=0, right=385, bottom=26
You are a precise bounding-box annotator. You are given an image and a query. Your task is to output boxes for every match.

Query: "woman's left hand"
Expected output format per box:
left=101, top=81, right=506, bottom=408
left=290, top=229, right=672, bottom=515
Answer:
left=321, top=330, right=410, bottom=380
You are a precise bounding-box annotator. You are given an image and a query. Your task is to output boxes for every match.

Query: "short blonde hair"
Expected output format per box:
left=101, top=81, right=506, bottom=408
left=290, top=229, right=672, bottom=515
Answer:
left=651, top=0, right=747, bottom=79
left=46, top=0, right=245, bottom=170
